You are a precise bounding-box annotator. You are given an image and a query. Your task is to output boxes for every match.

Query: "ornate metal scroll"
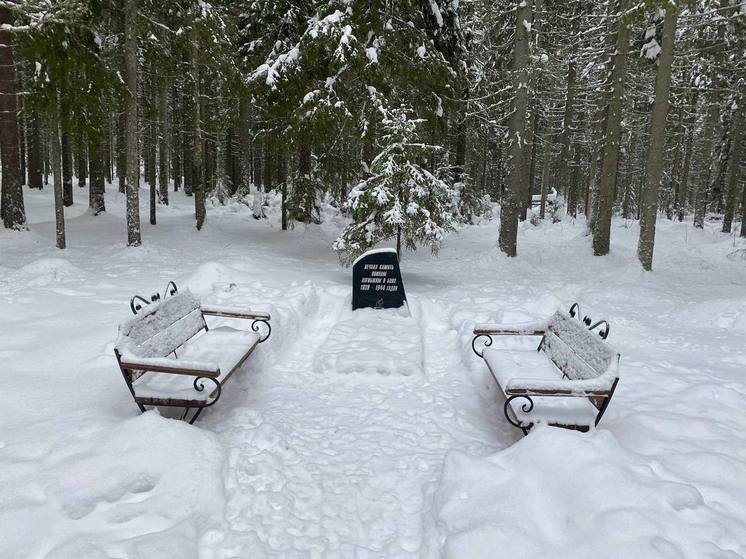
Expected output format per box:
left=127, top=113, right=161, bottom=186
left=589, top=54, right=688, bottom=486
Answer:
left=471, top=333, right=493, bottom=358
left=504, top=395, right=534, bottom=435
left=252, top=319, right=272, bottom=343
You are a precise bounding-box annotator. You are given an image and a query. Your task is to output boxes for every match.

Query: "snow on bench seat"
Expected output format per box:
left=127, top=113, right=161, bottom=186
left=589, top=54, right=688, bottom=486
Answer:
left=483, top=348, right=599, bottom=428
left=130, top=327, right=261, bottom=401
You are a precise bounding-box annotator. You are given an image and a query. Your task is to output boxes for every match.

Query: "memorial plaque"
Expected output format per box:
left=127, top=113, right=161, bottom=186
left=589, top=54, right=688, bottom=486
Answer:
left=352, top=248, right=407, bottom=310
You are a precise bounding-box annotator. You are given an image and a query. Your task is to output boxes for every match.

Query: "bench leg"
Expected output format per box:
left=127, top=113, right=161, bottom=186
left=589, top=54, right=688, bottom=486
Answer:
left=504, top=395, right=534, bottom=436
left=188, top=407, right=204, bottom=424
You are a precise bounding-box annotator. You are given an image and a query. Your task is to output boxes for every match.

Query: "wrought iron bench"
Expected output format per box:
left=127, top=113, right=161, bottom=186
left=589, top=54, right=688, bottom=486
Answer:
left=114, top=282, right=271, bottom=423
left=472, top=304, right=620, bottom=434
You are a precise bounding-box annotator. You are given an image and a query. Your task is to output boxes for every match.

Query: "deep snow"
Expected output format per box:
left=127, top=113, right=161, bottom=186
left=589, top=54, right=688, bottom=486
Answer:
left=0, top=184, right=745, bottom=558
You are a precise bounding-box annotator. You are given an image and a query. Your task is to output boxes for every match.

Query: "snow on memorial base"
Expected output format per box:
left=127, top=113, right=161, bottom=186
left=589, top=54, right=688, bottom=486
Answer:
left=1, top=188, right=745, bottom=558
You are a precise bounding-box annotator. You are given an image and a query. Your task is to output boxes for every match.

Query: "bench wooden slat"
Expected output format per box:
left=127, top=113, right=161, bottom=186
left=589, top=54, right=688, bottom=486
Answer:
left=201, top=305, right=271, bottom=320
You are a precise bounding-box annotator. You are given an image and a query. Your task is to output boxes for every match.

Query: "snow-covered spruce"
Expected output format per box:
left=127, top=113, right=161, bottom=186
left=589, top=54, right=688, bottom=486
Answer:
left=334, top=102, right=454, bottom=265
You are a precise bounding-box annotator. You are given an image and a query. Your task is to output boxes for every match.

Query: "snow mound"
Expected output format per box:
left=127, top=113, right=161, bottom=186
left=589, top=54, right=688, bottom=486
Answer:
left=0, top=412, right=226, bottom=559
left=436, top=426, right=744, bottom=558
left=186, top=261, right=242, bottom=295
left=314, top=307, right=424, bottom=376
left=11, top=257, right=87, bottom=286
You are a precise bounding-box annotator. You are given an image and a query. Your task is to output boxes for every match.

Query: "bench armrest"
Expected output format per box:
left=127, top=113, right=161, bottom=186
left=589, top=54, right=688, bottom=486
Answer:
left=504, top=377, right=614, bottom=397
left=473, top=322, right=546, bottom=336
left=118, top=355, right=221, bottom=378
left=200, top=304, right=271, bottom=321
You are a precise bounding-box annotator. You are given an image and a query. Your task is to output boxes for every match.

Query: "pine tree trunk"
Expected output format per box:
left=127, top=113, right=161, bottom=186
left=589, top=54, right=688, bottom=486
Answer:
left=117, top=110, right=126, bottom=193
left=239, top=93, right=252, bottom=197
left=77, top=140, right=87, bottom=187
left=278, top=146, right=287, bottom=231
left=158, top=81, right=169, bottom=205
left=637, top=7, right=677, bottom=271
left=693, top=103, right=720, bottom=229
left=539, top=130, right=552, bottom=219
left=677, top=90, right=697, bottom=221
left=50, top=105, right=65, bottom=249
left=27, top=110, right=43, bottom=189
left=124, top=0, right=141, bottom=245
left=192, top=48, right=205, bottom=230
left=88, top=137, right=106, bottom=215
left=721, top=99, right=744, bottom=233
left=18, top=93, right=26, bottom=185
left=61, top=131, right=73, bottom=206
left=103, top=123, right=112, bottom=184
left=668, top=107, right=684, bottom=220
left=498, top=0, right=532, bottom=257
left=171, top=85, right=181, bottom=192
left=593, top=0, right=632, bottom=256
left=0, top=7, right=25, bottom=229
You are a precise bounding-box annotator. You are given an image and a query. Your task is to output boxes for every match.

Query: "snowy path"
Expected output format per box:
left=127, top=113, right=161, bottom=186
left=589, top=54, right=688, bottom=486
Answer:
left=202, top=291, right=505, bottom=557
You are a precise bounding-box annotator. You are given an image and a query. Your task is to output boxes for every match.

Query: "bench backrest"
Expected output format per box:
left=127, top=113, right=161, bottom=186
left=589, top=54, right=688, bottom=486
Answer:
left=543, top=311, right=618, bottom=380
left=116, top=291, right=206, bottom=358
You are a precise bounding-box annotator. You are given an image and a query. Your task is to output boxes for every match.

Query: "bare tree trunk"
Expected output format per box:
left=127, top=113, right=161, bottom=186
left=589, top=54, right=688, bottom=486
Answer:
left=499, top=0, right=532, bottom=257
left=0, top=7, right=25, bottom=229
left=27, top=110, right=43, bottom=189
left=722, top=99, right=744, bottom=233
left=171, top=85, right=181, bottom=192
left=158, top=81, right=169, bottom=205
left=239, top=93, right=252, bottom=196
left=77, top=140, right=87, bottom=188
left=278, top=145, right=287, bottom=231
left=50, top=105, right=65, bottom=249
left=693, top=103, right=720, bottom=229
left=125, top=0, right=141, bottom=245
left=637, top=6, right=677, bottom=271
left=192, top=48, right=205, bottom=230
left=677, top=90, right=697, bottom=221
left=593, top=0, right=632, bottom=256
left=117, top=110, right=126, bottom=193
left=61, top=131, right=73, bottom=206
left=88, top=137, right=106, bottom=215
left=539, top=131, right=552, bottom=219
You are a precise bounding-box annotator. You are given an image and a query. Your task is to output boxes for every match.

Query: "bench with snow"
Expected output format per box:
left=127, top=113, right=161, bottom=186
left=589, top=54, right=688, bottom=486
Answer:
left=471, top=304, right=620, bottom=434
left=114, top=284, right=271, bottom=423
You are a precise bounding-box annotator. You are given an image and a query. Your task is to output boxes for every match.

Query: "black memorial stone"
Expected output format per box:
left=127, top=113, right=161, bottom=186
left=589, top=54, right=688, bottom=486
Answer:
left=352, top=248, right=407, bottom=310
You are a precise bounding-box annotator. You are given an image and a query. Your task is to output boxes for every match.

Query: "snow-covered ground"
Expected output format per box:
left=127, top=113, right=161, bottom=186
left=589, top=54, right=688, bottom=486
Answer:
left=1, top=184, right=745, bottom=558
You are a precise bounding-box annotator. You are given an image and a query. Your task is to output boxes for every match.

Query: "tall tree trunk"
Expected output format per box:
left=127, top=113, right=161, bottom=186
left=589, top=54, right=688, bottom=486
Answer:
left=125, top=0, right=141, bottom=245
left=499, top=0, right=532, bottom=257
left=693, top=102, right=720, bottom=229
left=77, top=139, right=87, bottom=188
left=117, top=110, right=126, bottom=193
left=171, top=85, right=181, bottom=192
left=677, top=90, right=697, bottom=221
left=0, top=7, right=25, bottom=229
left=88, top=137, right=106, bottom=215
left=593, top=0, right=632, bottom=256
left=192, top=50, right=205, bottom=230
left=239, top=93, right=252, bottom=197
left=638, top=7, right=677, bottom=271
left=539, top=130, right=552, bottom=219
left=278, top=145, right=287, bottom=230
left=27, top=110, right=43, bottom=189
left=61, top=131, right=73, bottom=206
left=158, top=80, right=169, bottom=205
left=721, top=99, right=744, bottom=233
left=50, top=105, right=65, bottom=249
left=18, top=94, right=25, bottom=185
left=103, top=122, right=112, bottom=184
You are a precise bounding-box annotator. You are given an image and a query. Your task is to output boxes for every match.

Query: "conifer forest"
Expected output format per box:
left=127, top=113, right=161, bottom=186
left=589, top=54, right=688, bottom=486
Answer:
left=0, top=1, right=743, bottom=268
